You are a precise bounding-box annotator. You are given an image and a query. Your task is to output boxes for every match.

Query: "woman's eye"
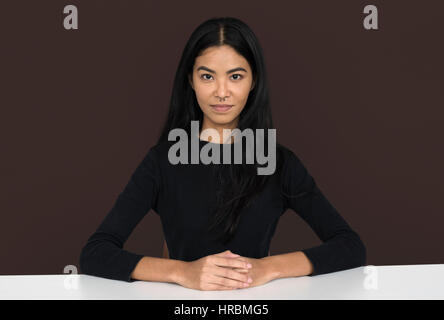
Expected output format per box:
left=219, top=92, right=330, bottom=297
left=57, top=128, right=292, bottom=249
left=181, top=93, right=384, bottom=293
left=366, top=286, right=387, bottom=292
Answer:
left=201, top=74, right=213, bottom=80
left=231, top=74, right=243, bottom=80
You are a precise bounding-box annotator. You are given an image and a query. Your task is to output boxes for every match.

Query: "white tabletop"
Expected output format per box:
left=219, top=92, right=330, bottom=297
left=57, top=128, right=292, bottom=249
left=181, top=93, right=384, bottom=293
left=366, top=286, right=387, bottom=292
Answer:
left=1, top=264, right=444, bottom=300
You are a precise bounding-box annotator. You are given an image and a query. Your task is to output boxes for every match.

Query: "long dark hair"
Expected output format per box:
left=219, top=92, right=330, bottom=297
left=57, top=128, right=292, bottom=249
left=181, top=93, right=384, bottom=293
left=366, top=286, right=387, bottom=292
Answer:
left=157, top=17, right=281, bottom=245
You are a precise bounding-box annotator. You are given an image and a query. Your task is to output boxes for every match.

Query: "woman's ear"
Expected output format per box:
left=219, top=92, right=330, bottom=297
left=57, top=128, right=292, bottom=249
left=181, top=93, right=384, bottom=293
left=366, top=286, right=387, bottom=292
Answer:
left=250, top=76, right=256, bottom=91
left=188, top=74, right=194, bottom=90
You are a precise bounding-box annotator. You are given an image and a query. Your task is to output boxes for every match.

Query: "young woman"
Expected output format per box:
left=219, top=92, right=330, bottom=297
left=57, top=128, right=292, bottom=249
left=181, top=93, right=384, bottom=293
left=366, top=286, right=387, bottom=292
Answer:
left=79, top=17, right=366, bottom=291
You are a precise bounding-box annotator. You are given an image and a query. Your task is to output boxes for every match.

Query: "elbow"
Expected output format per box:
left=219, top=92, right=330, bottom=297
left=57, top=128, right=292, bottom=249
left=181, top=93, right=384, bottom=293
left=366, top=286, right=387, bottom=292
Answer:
left=78, top=241, right=99, bottom=277
left=356, top=239, right=367, bottom=268
left=78, top=232, right=114, bottom=278
left=349, top=231, right=367, bottom=268
left=78, top=244, right=91, bottom=276
left=335, top=229, right=367, bottom=270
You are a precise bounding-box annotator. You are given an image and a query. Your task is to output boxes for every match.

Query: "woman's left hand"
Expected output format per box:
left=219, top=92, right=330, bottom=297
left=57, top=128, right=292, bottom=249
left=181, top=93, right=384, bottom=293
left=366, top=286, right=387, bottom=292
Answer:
left=230, top=256, right=277, bottom=288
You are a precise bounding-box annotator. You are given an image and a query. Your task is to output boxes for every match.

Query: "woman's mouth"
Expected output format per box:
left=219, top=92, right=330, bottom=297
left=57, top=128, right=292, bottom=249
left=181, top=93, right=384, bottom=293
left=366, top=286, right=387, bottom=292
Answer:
left=211, top=104, right=234, bottom=112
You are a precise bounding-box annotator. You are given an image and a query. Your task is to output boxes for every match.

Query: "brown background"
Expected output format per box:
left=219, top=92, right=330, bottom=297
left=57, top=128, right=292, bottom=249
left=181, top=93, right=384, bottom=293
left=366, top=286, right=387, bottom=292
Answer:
left=1, top=0, right=443, bottom=275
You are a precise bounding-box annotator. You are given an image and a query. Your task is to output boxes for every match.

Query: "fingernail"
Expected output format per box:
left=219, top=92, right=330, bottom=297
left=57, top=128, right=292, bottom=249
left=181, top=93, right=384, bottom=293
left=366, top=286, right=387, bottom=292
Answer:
left=248, top=278, right=253, bottom=283
left=247, top=263, right=252, bottom=268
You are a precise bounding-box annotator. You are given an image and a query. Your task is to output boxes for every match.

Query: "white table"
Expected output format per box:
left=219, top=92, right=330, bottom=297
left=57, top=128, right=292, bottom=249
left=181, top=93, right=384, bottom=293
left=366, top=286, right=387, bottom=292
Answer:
left=1, top=265, right=443, bottom=300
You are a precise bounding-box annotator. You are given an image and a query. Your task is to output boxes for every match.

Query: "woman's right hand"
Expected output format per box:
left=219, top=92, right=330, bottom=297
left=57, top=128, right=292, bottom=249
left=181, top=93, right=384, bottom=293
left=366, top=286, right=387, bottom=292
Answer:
left=176, top=250, right=253, bottom=291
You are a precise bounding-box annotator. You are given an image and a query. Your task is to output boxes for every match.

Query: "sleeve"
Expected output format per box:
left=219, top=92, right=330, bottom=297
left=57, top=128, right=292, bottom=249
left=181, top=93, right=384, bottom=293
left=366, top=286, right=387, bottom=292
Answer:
left=78, top=146, right=161, bottom=282
left=281, top=150, right=367, bottom=276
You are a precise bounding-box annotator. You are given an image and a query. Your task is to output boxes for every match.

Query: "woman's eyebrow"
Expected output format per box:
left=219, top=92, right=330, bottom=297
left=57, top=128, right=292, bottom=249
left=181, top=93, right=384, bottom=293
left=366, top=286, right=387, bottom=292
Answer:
left=197, top=66, right=247, bottom=74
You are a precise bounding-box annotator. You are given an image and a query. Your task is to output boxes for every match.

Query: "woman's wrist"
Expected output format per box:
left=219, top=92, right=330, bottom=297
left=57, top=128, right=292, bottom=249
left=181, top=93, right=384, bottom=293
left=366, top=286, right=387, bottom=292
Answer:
left=260, top=256, right=281, bottom=280
left=172, top=260, right=189, bottom=284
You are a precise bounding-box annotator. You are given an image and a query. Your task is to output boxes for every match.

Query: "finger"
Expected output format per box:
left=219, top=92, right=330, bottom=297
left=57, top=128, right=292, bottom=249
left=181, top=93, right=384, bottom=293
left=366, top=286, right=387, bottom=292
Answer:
left=207, top=273, right=250, bottom=289
left=205, top=283, right=236, bottom=291
left=211, top=266, right=252, bottom=285
left=216, top=274, right=252, bottom=289
left=218, top=250, right=240, bottom=258
left=212, top=256, right=252, bottom=270
left=231, top=268, right=250, bottom=273
left=229, top=253, right=241, bottom=258
left=224, top=255, right=249, bottom=264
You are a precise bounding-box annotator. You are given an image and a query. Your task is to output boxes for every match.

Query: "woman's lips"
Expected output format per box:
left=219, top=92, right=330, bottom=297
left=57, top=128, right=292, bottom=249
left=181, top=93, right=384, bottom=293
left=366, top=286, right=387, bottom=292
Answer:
left=211, top=104, right=233, bottom=112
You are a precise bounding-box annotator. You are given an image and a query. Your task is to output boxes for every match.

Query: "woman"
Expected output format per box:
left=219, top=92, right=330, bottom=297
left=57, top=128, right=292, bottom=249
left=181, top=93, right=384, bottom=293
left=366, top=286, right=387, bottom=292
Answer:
left=79, top=17, right=366, bottom=291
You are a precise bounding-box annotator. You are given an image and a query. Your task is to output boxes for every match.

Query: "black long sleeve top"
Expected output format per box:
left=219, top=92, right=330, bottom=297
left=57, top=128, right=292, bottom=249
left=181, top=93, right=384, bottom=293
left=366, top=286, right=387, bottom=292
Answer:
left=79, top=137, right=366, bottom=282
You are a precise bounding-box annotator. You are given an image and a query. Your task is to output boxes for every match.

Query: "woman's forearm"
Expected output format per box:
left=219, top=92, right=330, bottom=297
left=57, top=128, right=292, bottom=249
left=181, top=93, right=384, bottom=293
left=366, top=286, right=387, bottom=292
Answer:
left=130, top=256, right=187, bottom=283
left=262, top=251, right=314, bottom=280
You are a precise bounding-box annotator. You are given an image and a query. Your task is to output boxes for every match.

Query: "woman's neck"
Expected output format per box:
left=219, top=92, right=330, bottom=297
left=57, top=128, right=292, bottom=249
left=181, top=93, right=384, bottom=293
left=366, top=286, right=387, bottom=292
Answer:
left=200, top=118, right=239, bottom=144
left=199, top=129, right=236, bottom=144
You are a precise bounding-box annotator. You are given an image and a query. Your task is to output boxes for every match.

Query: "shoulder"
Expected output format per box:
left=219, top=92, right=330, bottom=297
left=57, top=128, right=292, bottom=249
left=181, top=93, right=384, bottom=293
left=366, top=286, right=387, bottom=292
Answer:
left=149, top=139, right=173, bottom=157
left=275, top=143, right=311, bottom=187
left=144, top=139, right=179, bottom=169
left=275, top=143, right=318, bottom=200
left=276, top=142, right=293, bottom=159
left=275, top=142, right=301, bottom=172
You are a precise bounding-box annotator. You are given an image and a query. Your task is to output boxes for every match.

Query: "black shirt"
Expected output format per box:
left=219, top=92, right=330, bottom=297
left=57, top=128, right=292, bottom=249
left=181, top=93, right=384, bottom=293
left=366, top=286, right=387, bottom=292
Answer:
left=79, top=138, right=366, bottom=282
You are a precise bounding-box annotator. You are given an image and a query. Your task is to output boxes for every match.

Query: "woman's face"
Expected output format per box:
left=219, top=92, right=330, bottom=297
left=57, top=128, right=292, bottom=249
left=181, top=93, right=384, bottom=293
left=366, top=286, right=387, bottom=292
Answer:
left=189, top=45, right=255, bottom=141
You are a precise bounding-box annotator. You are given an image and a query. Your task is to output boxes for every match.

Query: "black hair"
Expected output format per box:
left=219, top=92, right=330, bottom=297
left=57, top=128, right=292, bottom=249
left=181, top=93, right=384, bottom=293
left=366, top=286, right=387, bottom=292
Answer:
left=157, top=16, right=283, bottom=245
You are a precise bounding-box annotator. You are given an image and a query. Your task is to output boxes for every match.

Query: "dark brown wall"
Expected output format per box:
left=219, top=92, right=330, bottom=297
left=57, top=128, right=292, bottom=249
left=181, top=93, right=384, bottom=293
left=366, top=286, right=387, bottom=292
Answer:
left=1, top=0, right=443, bottom=275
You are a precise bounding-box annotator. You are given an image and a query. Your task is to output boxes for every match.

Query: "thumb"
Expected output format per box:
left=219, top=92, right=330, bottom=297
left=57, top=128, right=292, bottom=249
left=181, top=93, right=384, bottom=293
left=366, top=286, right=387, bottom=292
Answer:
left=222, top=250, right=240, bottom=257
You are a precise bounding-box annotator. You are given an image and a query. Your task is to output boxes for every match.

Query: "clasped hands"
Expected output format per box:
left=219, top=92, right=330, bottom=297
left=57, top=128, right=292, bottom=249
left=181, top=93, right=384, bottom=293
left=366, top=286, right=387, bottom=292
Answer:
left=177, top=249, right=276, bottom=291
